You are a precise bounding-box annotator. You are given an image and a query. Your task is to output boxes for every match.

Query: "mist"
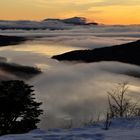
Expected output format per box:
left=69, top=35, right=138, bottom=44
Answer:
left=0, top=25, right=139, bottom=129
left=29, top=62, right=140, bottom=129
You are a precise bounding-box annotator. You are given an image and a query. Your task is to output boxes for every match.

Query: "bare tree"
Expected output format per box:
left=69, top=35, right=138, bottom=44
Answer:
left=107, top=82, right=139, bottom=118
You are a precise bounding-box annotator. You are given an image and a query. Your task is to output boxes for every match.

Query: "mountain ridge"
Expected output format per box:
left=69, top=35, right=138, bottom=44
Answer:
left=0, top=17, right=98, bottom=30
left=44, top=17, right=98, bottom=25
left=52, top=40, right=140, bottom=66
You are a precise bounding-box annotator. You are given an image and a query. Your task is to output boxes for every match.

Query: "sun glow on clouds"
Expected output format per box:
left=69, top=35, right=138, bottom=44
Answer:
left=0, top=0, right=140, bottom=24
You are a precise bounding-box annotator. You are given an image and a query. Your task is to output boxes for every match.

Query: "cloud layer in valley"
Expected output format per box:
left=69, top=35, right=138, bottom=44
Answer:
left=30, top=62, right=140, bottom=129
left=0, top=25, right=140, bottom=50
left=0, top=25, right=140, bottom=129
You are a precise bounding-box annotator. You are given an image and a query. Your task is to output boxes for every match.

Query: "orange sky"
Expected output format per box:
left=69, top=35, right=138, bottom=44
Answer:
left=0, top=0, right=140, bottom=25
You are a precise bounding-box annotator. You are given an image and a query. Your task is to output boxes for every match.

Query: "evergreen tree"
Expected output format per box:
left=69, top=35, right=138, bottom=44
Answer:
left=0, top=80, right=43, bottom=135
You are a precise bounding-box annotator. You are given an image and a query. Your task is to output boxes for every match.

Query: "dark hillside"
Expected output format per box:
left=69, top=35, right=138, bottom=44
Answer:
left=52, top=40, right=140, bottom=66
left=0, top=35, right=27, bottom=46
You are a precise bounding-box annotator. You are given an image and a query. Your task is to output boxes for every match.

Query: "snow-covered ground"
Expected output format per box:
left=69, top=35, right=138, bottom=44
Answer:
left=0, top=118, right=140, bottom=140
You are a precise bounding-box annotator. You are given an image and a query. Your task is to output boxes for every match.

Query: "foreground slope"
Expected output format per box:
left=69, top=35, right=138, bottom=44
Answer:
left=52, top=40, right=140, bottom=66
left=0, top=118, right=140, bottom=140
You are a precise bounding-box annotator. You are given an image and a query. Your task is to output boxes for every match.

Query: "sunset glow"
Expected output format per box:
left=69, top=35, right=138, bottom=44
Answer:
left=0, top=0, right=140, bottom=24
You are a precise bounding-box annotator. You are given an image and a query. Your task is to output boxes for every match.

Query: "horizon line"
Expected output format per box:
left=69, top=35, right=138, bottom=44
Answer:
left=0, top=17, right=140, bottom=26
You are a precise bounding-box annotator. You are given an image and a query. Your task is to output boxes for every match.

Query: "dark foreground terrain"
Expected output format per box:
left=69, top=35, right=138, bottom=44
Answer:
left=0, top=35, right=27, bottom=46
left=52, top=40, right=140, bottom=66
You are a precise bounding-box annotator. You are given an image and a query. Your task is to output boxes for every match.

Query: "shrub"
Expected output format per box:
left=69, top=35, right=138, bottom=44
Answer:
left=108, top=82, right=139, bottom=118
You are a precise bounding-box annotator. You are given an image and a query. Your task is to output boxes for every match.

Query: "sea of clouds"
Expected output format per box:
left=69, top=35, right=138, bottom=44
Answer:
left=0, top=24, right=140, bottom=129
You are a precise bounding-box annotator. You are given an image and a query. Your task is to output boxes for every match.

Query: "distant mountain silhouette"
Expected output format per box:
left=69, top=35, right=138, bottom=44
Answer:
left=0, top=35, right=27, bottom=46
left=44, top=17, right=98, bottom=25
left=62, top=17, right=98, bottom=25
left=52, top=40, right=140, bottom=66
left=0, top=17, right=98, bottom=30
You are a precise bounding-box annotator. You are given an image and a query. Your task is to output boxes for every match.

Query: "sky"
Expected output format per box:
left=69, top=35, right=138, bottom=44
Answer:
left=0, top=0, right=140, bottom=25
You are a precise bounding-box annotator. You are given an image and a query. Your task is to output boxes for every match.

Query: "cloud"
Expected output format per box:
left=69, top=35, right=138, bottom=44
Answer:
left=1, top=0, right=139, bottom=24
left=27, top=0, right=140, bottom=8
left=31, top=0, right=140, bottom=6
left=1, top=25, right=140, bottom=129
left=92, top=0, right=140, bottom=7
left=30, top=62, right=140, bottom=129
left=33, top=25, right=140, bottom=49
left=2, top=47, right=140, bottom=129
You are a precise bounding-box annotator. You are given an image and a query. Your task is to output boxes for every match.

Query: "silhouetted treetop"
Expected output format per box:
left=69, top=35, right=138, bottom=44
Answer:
left=0, top=80, right=43, bottom=135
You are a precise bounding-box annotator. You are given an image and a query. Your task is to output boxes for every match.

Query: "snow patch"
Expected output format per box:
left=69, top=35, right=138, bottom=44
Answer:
left=0, top=118, right=140, bottom=140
